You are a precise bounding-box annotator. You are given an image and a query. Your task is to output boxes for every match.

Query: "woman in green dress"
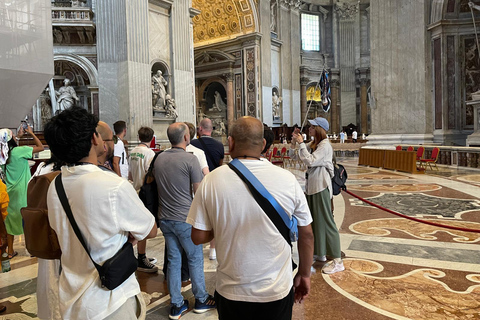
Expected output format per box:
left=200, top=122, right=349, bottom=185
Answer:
left=0, top=126, right=44, bottom=258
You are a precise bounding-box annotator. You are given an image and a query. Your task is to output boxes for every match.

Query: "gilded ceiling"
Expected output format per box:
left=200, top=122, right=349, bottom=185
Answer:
left=192, top=0, right=257, bottom=46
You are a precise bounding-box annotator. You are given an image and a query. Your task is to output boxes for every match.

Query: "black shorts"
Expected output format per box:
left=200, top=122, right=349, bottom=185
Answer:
left=214, top=287, right=294, bottom=320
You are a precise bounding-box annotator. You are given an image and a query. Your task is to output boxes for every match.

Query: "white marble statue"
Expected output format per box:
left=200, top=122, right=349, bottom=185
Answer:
left=210, top=91, right=226, bottom=111
left=152, top=70, right=167, bottom=109
left=165, top=94, right=178, bottom=118
left=56, top=79, right=79, bottom=111
left=272, top=92, right=282, bottom=118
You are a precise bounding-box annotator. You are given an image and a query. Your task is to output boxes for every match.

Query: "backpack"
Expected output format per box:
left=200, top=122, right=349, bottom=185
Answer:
left=138, top=151, right=162, bottom=225
left=332, top=163, right=347, bottom=196
left=20, top=171, right=62, bottom=259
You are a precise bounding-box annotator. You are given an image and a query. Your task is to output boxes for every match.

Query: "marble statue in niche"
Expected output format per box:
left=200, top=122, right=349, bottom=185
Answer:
left=152, top=70, right=168, bottom=110
left=56, top=78, right=79, bottom=111
left=272, top=91, right=282, bottom=120
left=270, top=0, right=277, bottom=33
left=212, top=118, right=226, bottom=137
left=165, top=94, right=178, bottom=118
left=210, top=91, right=226, bottom=111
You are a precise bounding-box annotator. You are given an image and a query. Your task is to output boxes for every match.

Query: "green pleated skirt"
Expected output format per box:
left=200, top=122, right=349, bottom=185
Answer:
left=306, top=188, right=341, bottom=258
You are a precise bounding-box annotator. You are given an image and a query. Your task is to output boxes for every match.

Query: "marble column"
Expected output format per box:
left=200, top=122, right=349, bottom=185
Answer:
left=225, top=73, right=234, bottom=134
left=330, top=78, right=340, bottom=134
left=360, top=78, right=368, bottom=134
left=335, top=2, right=359, bottom=127
left=171, top=3, right=197, bottom=123
left=96, top=0, right=151, bottom=141
left=369, top=0, right=433, bottom=145
left=300, top=77, right=309, bottom=126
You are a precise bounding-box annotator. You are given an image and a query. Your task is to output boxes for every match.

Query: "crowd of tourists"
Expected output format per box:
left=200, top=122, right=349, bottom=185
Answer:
left=0, top=106, right=344, bottom=320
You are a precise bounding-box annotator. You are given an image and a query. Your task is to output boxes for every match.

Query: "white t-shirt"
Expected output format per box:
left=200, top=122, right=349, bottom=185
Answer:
left=352, top=131, right=358, bottom=139
left=187, top=159, right=312, bottom=303
left=128, top=145, right=155, bottom=191
left=47, top=164, right=155, bottom=320
left=114, top=139, right=129, bottom=178
left=186, top=144, right=208, bottom=172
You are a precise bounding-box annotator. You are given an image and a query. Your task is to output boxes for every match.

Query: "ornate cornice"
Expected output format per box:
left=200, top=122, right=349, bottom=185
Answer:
left=223, top=73, right=234, bottom=82
left=335, top=1, right=359, bottom=21
left=280, top=0, right=301, bottom=10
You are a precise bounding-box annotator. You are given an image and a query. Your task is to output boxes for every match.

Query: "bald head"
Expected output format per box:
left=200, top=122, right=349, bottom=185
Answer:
left=96, top=121, right=114, bottom=162
left=167, top=122, right=189, bottom=146
left=199, top=118, right=213, bottom=136
left=229, top=117, right=265, bottom=157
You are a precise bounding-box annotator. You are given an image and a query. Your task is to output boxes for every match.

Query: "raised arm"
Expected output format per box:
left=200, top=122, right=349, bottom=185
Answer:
left=26, top=126, right=45, bottom=154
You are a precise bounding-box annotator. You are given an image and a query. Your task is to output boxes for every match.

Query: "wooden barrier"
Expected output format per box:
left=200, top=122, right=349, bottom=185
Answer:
left=359, top=148, right=424, bottom=174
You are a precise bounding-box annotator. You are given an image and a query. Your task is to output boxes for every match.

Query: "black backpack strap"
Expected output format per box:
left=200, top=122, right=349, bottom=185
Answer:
left=54, top=174, right=102, bottom=273
left=228, top=162, right=292, bottom=248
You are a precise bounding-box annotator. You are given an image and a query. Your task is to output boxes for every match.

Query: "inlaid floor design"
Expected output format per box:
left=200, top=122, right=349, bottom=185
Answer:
left=1, top=158, right=479, bottom=319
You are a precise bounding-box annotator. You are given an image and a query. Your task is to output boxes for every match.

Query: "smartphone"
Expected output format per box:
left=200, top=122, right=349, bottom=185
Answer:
left=21, top=121, right=28, bottom=130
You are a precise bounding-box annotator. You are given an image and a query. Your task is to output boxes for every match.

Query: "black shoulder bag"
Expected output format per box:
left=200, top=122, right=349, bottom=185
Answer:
left=54, top=174, right=138, bottom=290
left=139, top=151, right=162, bottom=225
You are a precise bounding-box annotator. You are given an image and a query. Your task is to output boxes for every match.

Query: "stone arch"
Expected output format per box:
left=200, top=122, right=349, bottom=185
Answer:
left=54, top=54, right=98, bottom=87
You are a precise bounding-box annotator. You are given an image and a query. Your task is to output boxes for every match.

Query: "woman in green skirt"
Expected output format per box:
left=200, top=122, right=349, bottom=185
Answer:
left=289, top=117, right=344, bottom=274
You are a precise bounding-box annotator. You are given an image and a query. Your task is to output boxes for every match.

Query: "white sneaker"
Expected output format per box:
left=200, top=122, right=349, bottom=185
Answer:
left=322, top=260, right=345, bottom=274
left=209, top=248, right=216, bottom=260
left=314, top=255, right=327, bottom=262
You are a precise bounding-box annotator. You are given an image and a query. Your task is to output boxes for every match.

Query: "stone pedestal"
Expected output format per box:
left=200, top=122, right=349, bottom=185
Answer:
left=466, top=101, right=480, bottom=147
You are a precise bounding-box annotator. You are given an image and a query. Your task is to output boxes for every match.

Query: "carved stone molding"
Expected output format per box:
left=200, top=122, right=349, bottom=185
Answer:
left=223, top=73, right=234, bottom=82
left=279, top=0, right=301, bottom=10
left=335, top=1, right=359, bottom=21
left=359, top=78, right=369, bottom=86
left=330, top=79, right=340, bottom=88
left=300, top=77, right=310, bottom=86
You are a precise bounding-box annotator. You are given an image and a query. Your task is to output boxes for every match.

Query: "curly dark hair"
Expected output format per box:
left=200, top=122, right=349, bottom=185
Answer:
left=44, top=106, right=99, bottom=164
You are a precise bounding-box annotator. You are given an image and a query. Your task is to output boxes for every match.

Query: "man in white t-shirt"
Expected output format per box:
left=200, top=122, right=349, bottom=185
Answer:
left=129, top=126, right=158, bottom=273
left=185, top=122, right=209, bottom=176
left=113, top=120, right=129, bottom=178
left=352, top=130, right=358, bottom=143
left=44, top=107, right=157, bottom=320
left=188, top=116, right=314, bottom=320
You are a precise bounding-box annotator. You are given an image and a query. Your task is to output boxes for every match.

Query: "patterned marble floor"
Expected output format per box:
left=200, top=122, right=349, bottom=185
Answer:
left=1, top=158, right=479, bottom=320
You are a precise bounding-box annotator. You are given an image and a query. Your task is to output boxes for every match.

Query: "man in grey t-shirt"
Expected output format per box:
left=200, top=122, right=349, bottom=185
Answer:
left=154, top=122, right=216, bottom=319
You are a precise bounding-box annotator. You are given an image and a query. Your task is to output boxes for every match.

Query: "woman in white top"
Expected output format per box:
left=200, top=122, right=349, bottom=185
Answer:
left=290, top=117, right=344, bottom=274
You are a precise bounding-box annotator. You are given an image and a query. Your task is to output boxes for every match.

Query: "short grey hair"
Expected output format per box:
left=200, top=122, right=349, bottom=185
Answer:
left=167, top=123, right=188, bottom=145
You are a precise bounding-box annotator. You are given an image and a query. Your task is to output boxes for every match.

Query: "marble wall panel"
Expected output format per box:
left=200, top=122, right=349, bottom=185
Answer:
left=370, top=0, right=431, bottom=139
left=262, top=86, right=273, bottom=127
left=282, top=89, right=291, bottom=124
left=149, top=5, right=171, bottom=67
left=271, top=48, right=280, bottom=89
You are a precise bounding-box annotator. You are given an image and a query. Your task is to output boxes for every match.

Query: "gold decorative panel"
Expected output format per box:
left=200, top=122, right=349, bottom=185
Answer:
left=192, top=0, right=256, bottom=46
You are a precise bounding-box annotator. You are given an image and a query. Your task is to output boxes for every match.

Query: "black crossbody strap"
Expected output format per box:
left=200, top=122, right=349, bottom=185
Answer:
left=198, top=137, right=218, bottom=168
left=228, top=163, right=292, bottom=248
left=146, top=150, right=162, bottom=175
left=54, top=174, right=102, bottom=272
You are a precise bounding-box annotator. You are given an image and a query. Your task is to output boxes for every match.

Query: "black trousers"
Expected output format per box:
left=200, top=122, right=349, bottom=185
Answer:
left=214, top=288, right=294, bottom=320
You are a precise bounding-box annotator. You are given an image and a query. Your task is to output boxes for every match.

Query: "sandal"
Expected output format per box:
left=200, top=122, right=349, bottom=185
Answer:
left=8, top=251, right=18, bottom=259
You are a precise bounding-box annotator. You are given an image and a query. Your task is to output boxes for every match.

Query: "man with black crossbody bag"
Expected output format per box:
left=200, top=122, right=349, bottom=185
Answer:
left=44, top=107, right=157, bottom=320
left=188, top=117, right=314, bottom=320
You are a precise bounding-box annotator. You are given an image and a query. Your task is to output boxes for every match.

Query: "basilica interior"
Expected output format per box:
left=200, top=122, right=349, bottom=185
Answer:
left=1, top=0, right=480, bottom=319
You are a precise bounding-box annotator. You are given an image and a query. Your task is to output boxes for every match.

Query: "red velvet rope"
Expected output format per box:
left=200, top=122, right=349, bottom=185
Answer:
left=343, top=189, right=480, bottom=234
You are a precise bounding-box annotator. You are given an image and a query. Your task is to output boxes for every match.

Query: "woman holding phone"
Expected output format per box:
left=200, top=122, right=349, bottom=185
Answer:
left=289, top=117, right=344, bottom=274
left=0, top=125, right=44, bottom=259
